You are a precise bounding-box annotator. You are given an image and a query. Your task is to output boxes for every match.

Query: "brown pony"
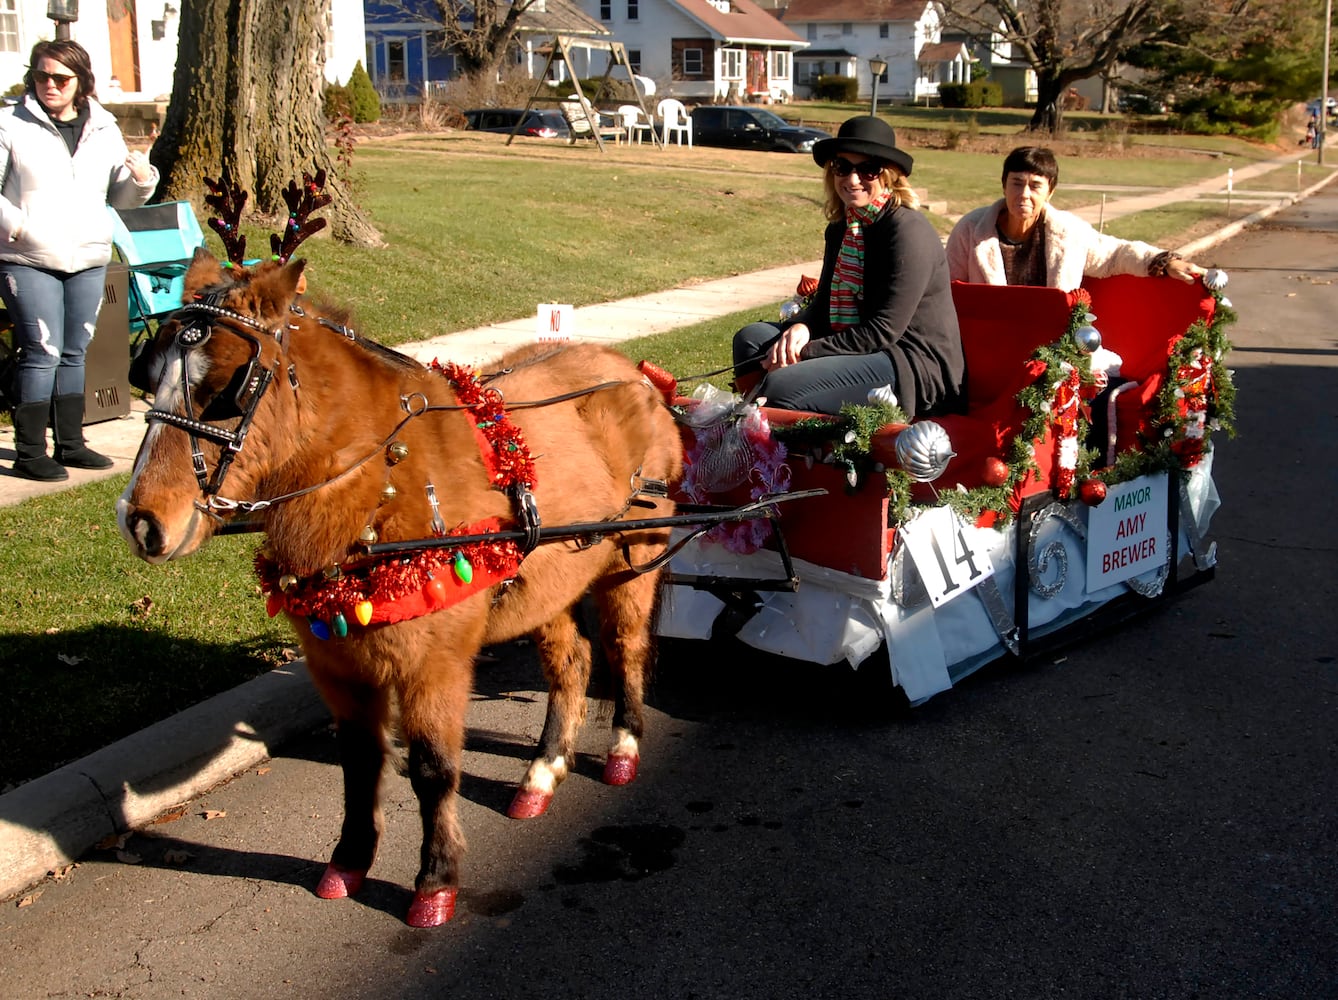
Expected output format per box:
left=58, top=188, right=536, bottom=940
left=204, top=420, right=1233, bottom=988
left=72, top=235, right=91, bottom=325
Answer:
left=118, top=250, right=683, bottom=926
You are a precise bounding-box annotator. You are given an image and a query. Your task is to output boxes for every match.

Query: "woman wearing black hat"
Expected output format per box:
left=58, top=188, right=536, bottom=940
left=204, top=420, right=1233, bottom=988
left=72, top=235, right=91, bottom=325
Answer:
left=732, top=116, right=963, bottom=418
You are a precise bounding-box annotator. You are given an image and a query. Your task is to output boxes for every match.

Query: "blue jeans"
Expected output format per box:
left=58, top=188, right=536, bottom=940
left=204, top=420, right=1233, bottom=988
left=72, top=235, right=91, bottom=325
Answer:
left=0, top=262, right=107, bottom=403
left=732, top=321, right=897, bottom=415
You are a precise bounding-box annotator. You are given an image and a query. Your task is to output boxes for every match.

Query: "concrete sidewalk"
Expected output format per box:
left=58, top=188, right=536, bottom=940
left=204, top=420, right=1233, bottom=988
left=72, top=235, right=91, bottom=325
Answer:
left=2, top=147, right=1334, bottom=903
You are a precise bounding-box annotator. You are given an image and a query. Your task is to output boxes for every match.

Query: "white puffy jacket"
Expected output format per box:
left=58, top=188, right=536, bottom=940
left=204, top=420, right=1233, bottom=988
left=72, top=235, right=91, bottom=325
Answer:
left=946, top=199, right=1164, bottom=291
left=0, top=94, right=157, bottom=273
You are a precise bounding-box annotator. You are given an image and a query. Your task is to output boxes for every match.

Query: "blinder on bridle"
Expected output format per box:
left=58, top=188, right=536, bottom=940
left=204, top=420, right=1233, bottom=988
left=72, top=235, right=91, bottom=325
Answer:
left=142, top=296, right=281, bottom=499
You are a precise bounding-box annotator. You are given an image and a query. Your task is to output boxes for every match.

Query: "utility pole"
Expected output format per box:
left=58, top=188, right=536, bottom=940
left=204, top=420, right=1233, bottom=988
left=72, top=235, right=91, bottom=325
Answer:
left=1323, top=0, right=1332, bottom=166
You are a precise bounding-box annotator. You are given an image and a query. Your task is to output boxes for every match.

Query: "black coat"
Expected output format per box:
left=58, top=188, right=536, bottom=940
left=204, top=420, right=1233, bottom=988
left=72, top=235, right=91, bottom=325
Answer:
left=790, top=205, right=965, bottom=419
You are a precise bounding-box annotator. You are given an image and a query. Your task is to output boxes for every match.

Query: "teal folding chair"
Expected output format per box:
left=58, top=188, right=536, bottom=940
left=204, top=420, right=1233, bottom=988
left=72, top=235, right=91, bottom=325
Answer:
left=108, top=201, right=206, bottom=341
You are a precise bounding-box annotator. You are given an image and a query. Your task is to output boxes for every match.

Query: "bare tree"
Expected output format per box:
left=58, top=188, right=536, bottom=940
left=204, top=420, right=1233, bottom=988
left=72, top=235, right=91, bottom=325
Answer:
left=153, top=0, right=382, bottom=247
left=942, top=0, right=1179, bottom=132
left=421, top=0, right=545, bottom=81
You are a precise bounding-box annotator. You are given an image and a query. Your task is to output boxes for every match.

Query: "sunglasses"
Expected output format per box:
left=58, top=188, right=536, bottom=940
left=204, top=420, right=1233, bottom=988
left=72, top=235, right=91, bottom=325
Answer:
left=33, top=70, right=76, bottom=88
left=830, top=157, right=885, bottom=182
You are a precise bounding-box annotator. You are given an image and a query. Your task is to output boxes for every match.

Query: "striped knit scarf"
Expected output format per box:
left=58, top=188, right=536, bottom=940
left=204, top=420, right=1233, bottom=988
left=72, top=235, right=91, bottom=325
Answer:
left=829, top=190, right=893, bottom=331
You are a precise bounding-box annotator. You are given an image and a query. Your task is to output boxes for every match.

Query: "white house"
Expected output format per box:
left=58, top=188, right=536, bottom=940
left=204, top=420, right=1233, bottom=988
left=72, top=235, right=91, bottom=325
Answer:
left=572, top=0, right=808, bottom=103
left=781, top=0, right=957, bottom=104
left=1, top=1, right=365, bottom=107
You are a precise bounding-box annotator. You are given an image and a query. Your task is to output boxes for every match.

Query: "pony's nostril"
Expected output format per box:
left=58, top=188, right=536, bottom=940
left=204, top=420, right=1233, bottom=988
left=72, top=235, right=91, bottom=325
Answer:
left=129, top=511, right=166, bottom=558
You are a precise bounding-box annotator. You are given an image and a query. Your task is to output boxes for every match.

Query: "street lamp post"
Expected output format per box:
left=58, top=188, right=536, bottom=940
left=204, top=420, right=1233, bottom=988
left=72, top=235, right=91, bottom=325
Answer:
left=47, top=0, right=79, bottom=40
left=868, top=56, right=887, bottom=115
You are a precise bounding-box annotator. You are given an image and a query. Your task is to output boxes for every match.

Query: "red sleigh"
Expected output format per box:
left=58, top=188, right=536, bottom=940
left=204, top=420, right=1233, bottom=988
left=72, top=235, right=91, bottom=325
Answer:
left=652, top=273, right=1232, bottom=702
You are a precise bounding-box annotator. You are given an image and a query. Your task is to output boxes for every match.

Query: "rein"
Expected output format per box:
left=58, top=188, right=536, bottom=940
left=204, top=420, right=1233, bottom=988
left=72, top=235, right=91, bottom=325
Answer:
left=145, top=297, right=645, bottom=515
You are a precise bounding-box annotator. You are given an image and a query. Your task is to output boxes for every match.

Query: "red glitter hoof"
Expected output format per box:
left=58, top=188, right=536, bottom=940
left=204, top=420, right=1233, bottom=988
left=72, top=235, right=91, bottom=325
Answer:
left=602, top=753, right=640, bottom=786
left=507, top=787, right=553, bottom=819
left=316, top=863, right=366, bottom=899
left=406, top=887, right=458, bottom=928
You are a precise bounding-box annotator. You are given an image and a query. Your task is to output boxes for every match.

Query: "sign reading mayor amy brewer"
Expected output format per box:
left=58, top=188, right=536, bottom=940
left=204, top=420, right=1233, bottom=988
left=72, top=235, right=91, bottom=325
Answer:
left=1086, top=473, right=1170, bottom=591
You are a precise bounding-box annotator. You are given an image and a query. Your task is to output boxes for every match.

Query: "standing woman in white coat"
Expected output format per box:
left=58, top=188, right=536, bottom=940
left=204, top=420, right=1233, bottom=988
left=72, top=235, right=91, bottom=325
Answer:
left=0, top=39, right=157, bottom=481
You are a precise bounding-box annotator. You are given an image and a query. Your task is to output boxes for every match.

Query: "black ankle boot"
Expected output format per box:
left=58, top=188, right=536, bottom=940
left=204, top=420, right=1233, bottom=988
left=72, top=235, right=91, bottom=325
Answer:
left=51, top=393, right=113, bottom=470
left=11, top=401, right=68, bottom=481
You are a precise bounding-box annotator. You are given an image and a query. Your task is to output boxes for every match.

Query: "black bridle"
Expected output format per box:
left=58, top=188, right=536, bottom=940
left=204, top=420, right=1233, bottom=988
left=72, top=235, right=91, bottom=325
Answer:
left=144, top=300, right=282, bottom=499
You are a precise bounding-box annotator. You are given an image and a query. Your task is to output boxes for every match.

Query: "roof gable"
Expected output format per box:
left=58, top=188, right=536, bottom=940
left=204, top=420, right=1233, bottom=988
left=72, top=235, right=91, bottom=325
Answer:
left=781, top=0, right=932, bottom=23
left=672, top=0, right=805, bottom=44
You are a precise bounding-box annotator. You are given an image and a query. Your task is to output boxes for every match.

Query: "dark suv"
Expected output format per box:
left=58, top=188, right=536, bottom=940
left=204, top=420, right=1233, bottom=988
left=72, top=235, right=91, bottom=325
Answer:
left=463, top=108, right=570, bottom=139
left=689, top=106, right=830, bottom=153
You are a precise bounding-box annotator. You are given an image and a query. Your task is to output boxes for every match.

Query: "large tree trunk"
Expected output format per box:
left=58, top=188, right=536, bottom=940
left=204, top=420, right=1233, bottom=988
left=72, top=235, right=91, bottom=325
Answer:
left=153, top=0, right=382, bottom=247
left=1029, top=71, right=1073, bottom=134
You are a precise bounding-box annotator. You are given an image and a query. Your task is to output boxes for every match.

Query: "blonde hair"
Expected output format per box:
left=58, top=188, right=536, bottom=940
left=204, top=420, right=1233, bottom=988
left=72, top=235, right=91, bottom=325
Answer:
left=821, top=163, right=919, bottom=221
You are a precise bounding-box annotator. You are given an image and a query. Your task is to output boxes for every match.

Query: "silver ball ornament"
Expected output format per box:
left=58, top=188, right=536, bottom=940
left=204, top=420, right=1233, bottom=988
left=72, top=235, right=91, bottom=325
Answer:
left=1202, top=268, right=1229, bottom=291
left=894, top=421, right=956, bottom=483
left=1072, top=325, right=1102, bottom=354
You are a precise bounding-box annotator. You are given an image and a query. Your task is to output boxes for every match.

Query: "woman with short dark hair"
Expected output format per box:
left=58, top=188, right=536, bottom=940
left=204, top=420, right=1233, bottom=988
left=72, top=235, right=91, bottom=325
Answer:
left=1, top=39, right=157, bottom=481
left=946, top=144, right=1204, bottom=289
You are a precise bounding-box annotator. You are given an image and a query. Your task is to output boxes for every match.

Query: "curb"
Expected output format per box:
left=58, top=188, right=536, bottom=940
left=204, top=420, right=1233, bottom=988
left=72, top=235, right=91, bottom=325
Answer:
left=1175, top=170, right=1338, bottom=258
left=0, top=662, right=329, bottom=902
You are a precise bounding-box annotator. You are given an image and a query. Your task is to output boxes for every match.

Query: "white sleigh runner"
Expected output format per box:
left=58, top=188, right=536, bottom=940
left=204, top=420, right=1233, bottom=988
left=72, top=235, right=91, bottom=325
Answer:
left=651, top=270, right=1234, bottom=704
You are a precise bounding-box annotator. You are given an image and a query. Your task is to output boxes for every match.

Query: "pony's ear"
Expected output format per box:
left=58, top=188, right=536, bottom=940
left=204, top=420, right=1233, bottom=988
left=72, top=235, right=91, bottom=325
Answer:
left=182, top=247, right=226, bottom=302
left=253, top=258, right=307, bottom=321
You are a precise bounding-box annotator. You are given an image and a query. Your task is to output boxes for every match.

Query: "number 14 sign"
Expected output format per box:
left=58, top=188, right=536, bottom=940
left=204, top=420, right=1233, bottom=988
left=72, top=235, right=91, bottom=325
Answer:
left=898, top=506, right=996, bottom=608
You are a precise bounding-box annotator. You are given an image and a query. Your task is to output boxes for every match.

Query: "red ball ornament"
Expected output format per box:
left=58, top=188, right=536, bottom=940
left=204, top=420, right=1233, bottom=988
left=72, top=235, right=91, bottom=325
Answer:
left=1079, top=479, right=1108, bottom=507
left=981, top=457, right=1009, bottom=487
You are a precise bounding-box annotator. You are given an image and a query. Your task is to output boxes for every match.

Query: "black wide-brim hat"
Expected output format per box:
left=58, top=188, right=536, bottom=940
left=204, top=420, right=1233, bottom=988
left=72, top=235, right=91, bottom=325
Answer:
left=812, top=116, right=913, bottom=177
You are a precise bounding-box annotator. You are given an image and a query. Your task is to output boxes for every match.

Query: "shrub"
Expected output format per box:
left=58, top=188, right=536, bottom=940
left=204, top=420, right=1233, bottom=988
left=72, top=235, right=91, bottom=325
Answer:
left=323, top=82, right=352, bottom=121
left=939, top=79, right=1002, bottom=109
left=814, top=74, right=858, bottom=103
left=347, top=61, right=381, bottom=123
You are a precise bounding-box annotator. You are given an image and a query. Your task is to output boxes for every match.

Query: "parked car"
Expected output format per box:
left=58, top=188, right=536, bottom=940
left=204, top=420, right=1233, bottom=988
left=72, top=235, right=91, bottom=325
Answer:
left=689, top=106, right=831, bottom=154
left=1117, top=91, right=1168, bottom=115
left=463, top=108, right=570, bottom=140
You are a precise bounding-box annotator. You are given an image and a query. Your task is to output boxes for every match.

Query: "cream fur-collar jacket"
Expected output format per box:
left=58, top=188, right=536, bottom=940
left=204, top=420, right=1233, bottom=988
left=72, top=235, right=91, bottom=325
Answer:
left=945, top=198, right=1163, bottom=290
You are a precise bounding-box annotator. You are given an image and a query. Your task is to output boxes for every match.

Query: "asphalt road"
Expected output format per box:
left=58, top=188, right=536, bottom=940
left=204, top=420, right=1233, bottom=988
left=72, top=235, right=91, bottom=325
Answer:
left=2, top=194, right=1336, bottom=999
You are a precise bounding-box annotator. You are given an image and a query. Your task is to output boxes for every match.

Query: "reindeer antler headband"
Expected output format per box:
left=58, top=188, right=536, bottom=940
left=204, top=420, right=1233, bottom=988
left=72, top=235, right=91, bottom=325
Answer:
left=203, top=167, right=332, bottom=268
left=203, top=171, right=249, bottom=268
left=272, top=168, right=331, bottom=264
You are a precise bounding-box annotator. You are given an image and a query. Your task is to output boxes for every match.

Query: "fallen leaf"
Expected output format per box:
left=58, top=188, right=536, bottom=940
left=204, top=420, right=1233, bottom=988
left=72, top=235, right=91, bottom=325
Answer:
left=96, top=832, right=131, bottom=851
left=256, top=766, right=271, bottom=776
left=163, top=849, right=193, bottom=865
left=44, top=627, right=60, bottom=635
left=57, top=653, right=85, bottom=666
left=16, top=891, right=41, bottom=908
left=201, top=809, right=227, bottom=821
left=150, top=806, right=188, bottom=825
left=129, top=595, right=154, bottom=618
left=116, top=850, right=143, bottom=865
left=48, top=863, right=77, bottom=880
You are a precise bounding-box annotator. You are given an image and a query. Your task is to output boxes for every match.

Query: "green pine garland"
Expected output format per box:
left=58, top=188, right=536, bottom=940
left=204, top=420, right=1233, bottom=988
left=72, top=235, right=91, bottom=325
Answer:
left=711, top=289, right=1236, bottom=530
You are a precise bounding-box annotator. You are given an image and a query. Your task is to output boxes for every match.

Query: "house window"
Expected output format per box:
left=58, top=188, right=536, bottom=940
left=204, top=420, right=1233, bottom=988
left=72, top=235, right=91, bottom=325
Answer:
left=628, top=49, right=642, bottom=74
left=0, top=0, right=18, bottom=53
left=722, top=48, right=744, bottom=80
left=387, top=39, right=406, bottom=82
left=770, top=51, right=790, bottom=80
left=807, top=24, right=817, bottom=41
left=683, top=48, right=703, bottom=75
left=324, top=0, right=336, bottom=65
left=841, top=23, right=852, bottom=35
left=880, top=23, right=889, bottom=38
left=600, top=0, right=611, bottom=19
left=627, top=0, right=638, bottom=21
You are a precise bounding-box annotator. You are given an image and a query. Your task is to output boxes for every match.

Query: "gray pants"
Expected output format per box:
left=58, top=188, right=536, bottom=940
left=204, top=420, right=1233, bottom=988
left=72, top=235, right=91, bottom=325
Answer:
left=732, top=321, right=896, bottom=415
